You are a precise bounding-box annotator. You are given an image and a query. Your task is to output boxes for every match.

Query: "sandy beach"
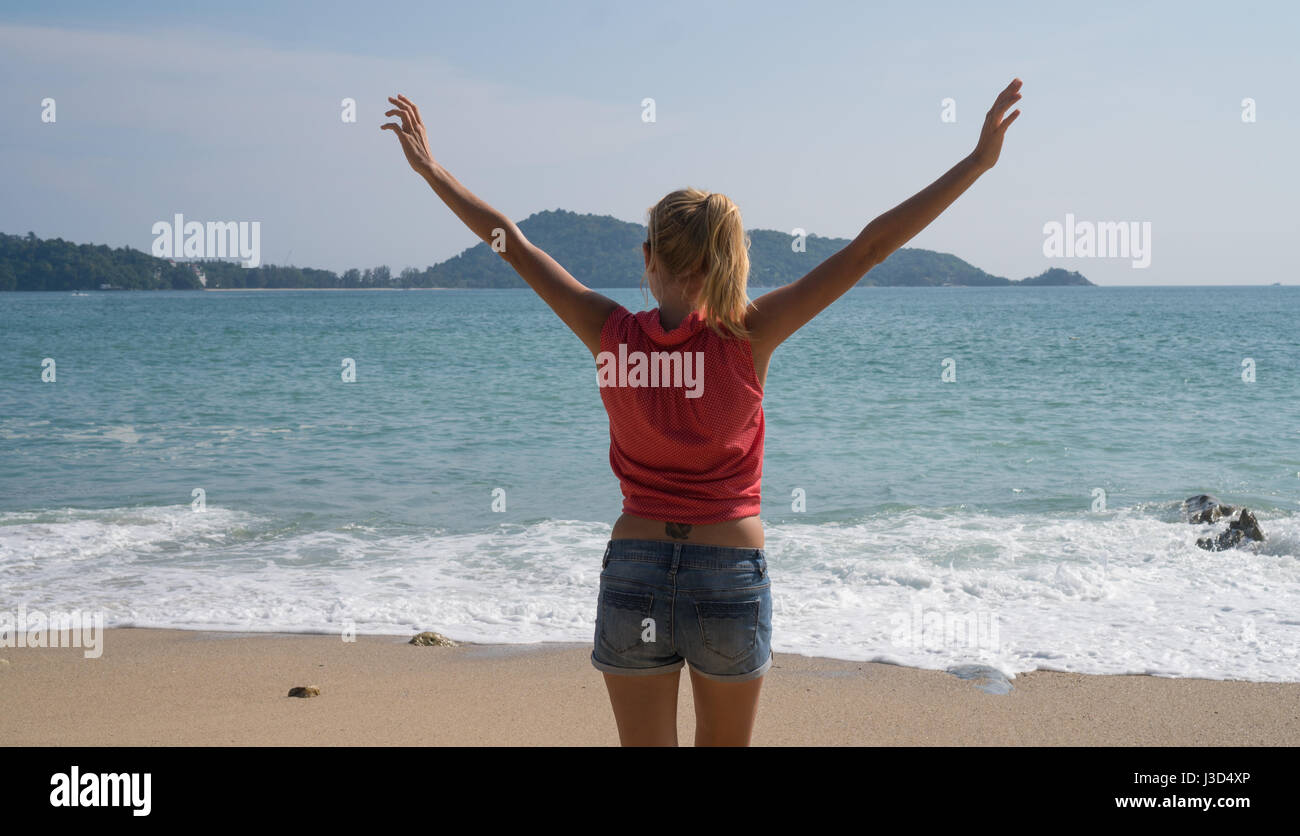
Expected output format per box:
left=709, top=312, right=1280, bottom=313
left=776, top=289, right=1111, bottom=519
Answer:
left=1, top=628, right=1296, bottom=746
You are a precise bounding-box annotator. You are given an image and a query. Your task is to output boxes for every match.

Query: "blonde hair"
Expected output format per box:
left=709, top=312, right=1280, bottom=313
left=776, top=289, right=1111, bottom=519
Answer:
left=644, top=188, right=750, bottom=339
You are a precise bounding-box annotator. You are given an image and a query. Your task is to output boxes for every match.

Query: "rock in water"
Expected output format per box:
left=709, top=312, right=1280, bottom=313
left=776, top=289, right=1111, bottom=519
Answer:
left=409, top=631, right=458, bottom=647
left=1183, top=494, right=1234, bottom=523
left=1234, top=509, right=1265, bottom=542
left=1186, top=495, right=1266, bottom=551
left=1198, top=528, right=1244, bottom=551
left=287, top=685, right=321, bottom=698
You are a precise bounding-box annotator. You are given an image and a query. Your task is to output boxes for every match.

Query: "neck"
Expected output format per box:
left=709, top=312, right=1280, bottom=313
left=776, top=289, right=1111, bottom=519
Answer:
left=657, top=294, right=698, bottom=331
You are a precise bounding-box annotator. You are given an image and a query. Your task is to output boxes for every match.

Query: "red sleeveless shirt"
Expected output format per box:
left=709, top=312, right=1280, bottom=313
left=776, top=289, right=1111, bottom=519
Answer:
left=596, top=305, right=764, bottom=524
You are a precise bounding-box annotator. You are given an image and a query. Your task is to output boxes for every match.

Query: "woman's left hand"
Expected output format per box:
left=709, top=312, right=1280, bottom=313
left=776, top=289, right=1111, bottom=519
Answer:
left=382, top=94, right=436, bottom=179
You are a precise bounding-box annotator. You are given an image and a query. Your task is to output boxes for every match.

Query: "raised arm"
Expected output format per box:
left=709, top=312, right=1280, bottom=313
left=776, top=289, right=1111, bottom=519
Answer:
left=382, top=94, right=618, bottom=357
left=746, top=79, right=1023, bottom=362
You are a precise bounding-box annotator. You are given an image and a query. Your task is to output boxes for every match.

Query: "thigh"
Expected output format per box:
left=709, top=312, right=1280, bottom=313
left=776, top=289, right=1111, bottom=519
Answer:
left=601, top=669, right=681, bottom=747
left=688, top=666, right=764, bottom=746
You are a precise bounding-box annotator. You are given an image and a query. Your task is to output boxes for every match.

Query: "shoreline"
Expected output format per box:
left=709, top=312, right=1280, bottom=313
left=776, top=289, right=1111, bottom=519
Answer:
left=200, top=286, right=461, bottom=291
left=1, top=627, right=1296, bottom=745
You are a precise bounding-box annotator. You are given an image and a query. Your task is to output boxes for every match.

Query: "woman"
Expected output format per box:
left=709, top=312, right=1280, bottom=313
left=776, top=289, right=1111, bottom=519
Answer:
left=382, top=78, right=1021, bottom=746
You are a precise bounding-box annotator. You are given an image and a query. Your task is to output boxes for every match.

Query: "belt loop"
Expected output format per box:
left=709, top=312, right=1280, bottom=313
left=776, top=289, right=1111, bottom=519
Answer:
left=755, top=549, right=765, bottom=577
left=602, top=542, right=611, bottom=569
left=670, top=543, right=682, bottom=575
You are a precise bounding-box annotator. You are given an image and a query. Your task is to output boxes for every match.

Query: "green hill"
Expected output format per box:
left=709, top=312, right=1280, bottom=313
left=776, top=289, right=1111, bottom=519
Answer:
left=1015, top=267, right=1092, bottom=286
left=423, top=209, right=1093, bottom=288
left=0, top=211, right=1093, bottom=290
left=0, top=231, right=204, bottom=291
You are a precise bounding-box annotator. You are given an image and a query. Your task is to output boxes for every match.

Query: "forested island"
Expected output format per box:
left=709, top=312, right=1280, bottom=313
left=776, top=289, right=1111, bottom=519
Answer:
left=0, top=210, right=1093, bottom=291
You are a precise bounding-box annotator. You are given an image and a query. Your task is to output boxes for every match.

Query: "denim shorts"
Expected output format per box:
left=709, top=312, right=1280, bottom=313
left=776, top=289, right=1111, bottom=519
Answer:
left=590, top=538, right=773, bottom=682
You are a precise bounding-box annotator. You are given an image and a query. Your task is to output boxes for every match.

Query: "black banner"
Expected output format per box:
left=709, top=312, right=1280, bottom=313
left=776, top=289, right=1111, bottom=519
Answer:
left=5, top=746, right=1283, bottom=821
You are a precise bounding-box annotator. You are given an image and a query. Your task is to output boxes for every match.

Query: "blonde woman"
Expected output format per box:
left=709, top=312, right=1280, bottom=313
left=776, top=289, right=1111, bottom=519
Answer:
left=382, top=78, right=1021, bottom=746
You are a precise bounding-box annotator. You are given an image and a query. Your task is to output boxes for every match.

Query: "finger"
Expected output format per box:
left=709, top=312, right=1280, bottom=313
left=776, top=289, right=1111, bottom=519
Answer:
left=383, top=108, right=415, bottom=133
left=395, top=94, right=423, bottom=126
left=997, top=109, right=1021, bottom=132
left=993, top=79, right=1022, bottom=108
left=393, top=97, right=425, bottom=140
left=993, top=89, right=1022, bottom=112
left=988, top=91, right=1022, bottom=121
left=387, top=96, right=416, bottom=130
left=387, top=109, right=418, bottom=137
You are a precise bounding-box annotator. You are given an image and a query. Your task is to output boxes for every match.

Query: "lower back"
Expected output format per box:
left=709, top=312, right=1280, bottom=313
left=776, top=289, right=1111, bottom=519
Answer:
left=611, top=512, right=763, bottom=548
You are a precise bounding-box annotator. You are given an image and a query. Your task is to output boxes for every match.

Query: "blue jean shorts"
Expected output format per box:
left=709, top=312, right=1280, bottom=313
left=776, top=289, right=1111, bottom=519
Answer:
left=590, top=538, right=773, bottom=682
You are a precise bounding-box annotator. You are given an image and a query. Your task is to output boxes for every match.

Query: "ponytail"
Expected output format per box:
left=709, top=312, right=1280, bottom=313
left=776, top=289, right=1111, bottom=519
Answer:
left=645, top=188, right=751, bottom=339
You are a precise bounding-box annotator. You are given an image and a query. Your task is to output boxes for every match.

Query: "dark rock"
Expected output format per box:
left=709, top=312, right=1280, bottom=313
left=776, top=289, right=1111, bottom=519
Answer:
left=409, top=631, right=458, bottom=647
left=1233, top=509, right=1265, bottom=542
left=1183, top=494, right=1234, bottom=523
left=1197, top=529, right=1244, bottom=551
left=1186, top=495, right=1265, bottom=551
left=287, top=685, right=320, bottom=698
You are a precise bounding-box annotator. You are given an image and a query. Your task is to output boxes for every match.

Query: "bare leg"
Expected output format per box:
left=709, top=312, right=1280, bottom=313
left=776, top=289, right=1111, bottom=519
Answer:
left=689, top=667, right=764, bottom=746
left=601, top=669, right=681, bottom=746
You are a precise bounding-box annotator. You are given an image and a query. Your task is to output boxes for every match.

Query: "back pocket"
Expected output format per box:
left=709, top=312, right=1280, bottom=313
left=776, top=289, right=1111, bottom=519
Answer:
left=598, top=587, right=654, bottom=655
left=695, top=599, right=760, bottom=660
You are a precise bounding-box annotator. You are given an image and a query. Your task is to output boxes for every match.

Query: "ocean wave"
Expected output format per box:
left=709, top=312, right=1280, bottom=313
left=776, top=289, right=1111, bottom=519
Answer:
left=1, top=504, right=1297, bottom=682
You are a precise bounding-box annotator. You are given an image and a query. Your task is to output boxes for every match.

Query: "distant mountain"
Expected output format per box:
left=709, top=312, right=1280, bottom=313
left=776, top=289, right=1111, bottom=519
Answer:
left=424, top=209, right=1094, bottom=288
left=0, top=212, right=1093, bottom=290
left=1015, top=267, right=1092, bottom=286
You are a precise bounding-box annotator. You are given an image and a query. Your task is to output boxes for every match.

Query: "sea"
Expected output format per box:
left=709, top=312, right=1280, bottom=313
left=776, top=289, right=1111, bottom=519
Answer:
left=1, top=286, right=1297, bottom=681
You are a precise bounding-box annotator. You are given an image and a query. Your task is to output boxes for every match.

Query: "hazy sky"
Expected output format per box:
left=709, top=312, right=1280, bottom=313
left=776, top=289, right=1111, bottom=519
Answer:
left=1, top=0, right=1296, bottom=285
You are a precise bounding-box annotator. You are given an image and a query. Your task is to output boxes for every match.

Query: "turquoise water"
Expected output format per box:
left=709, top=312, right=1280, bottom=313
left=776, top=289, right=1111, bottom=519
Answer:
left=2, top=287, right=1298, bottom=680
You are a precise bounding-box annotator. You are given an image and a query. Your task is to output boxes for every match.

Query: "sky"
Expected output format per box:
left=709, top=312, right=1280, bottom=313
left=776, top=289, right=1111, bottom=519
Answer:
left=1, top=0, right=1296, bottom=285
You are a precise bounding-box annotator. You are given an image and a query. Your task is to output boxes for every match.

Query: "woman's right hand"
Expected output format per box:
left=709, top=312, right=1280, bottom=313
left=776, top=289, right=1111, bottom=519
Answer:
left=972, top=78, right=1022, bottom=171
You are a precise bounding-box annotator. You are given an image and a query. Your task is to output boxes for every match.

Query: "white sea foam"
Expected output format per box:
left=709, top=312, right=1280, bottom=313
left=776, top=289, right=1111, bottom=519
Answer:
left=1, top=505, right=1297, bottom=681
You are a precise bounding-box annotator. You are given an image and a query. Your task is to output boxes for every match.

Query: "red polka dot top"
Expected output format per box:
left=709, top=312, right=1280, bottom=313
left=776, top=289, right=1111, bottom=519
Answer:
left=596, top=305, right=764, bottom=524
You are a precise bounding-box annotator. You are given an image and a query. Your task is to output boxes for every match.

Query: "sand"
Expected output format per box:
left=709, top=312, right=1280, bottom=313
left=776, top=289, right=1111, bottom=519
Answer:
left=0, top=628, right=1296, bottom=746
